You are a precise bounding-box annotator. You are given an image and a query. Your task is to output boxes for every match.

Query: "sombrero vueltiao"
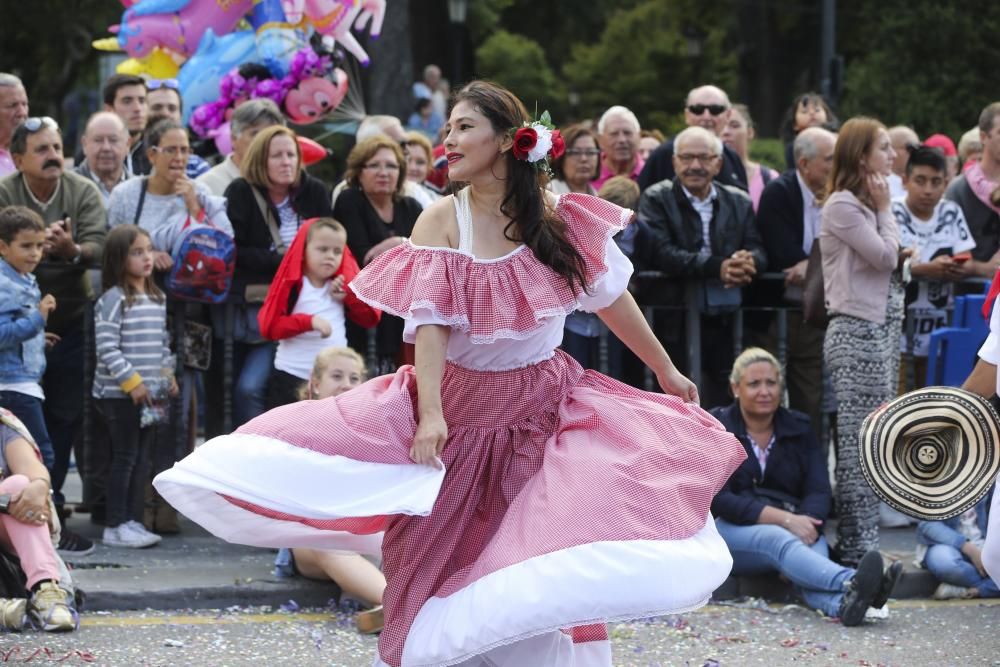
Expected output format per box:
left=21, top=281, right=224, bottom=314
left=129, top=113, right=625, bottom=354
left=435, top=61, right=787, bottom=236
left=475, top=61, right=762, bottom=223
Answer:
left=860, top=387, right=1000, bottom=521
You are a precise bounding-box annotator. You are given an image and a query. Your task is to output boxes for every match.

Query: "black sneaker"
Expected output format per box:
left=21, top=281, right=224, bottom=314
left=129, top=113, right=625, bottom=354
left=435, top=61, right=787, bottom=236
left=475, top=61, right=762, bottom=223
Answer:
left=871, top=560, right=904, bottom=609
left=57, top=529, right=95, bottom=557
left=837, top=549, right=883, bottom=627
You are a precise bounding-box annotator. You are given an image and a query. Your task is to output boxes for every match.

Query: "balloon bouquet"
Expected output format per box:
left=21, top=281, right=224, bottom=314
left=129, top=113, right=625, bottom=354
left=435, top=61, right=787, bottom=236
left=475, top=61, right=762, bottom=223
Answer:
left=93, top=0, right=387, bottom=164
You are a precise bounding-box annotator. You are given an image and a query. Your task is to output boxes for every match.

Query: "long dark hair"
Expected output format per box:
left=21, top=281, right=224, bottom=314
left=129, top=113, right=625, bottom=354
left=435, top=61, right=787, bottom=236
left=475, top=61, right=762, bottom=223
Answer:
left=102, top=225, right=164, bottom=306
left=451, top=81, right=588, bottom=294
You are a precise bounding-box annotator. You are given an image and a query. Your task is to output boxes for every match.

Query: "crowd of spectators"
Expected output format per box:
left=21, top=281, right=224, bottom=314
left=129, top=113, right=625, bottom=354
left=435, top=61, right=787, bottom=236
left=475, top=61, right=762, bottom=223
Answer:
left=0, top=64, right=996, bottom=630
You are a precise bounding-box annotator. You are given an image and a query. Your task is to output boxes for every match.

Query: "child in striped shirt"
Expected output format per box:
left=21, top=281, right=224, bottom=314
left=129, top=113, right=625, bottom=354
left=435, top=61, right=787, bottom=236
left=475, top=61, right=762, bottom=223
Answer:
left=93, top=225, right=177, bottom=549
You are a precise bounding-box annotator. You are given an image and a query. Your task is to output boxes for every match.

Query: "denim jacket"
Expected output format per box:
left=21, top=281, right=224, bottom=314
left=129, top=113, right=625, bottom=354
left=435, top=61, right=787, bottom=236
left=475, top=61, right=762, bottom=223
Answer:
left=0, top=258, right=46, bottom=383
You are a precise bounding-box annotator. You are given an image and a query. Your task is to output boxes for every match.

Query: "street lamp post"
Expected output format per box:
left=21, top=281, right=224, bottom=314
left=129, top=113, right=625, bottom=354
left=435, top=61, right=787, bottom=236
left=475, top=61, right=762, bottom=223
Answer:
left=447, top=0, right=469, bottom=86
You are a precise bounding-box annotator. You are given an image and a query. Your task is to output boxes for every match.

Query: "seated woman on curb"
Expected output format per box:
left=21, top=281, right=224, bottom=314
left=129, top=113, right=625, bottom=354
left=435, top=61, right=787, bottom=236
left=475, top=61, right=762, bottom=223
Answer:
left=0, top=409, right=77, bottom=632
left=710, top=348, right=901, bottom=626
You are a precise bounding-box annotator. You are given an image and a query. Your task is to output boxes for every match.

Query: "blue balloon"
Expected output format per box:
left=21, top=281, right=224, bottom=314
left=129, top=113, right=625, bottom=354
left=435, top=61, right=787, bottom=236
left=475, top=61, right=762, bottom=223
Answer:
left=248, top=0, right=304, bottom=79
left=178, top=29, right=257, bottom=126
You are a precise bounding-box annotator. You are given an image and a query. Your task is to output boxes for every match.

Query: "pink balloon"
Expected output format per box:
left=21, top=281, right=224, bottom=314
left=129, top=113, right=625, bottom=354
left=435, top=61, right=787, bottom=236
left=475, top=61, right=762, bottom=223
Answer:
left=213, top=122, right=233, bottom=156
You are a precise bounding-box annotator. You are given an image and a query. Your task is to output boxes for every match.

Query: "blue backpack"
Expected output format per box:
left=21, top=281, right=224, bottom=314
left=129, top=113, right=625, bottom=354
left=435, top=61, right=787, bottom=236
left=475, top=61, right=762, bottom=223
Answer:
left=134, top=178, right=236, bottom=303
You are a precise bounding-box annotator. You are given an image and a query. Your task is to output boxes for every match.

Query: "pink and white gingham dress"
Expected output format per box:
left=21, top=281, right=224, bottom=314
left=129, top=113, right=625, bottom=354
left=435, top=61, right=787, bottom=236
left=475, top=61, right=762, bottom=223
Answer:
left=155, top=190, right=747, bottom=667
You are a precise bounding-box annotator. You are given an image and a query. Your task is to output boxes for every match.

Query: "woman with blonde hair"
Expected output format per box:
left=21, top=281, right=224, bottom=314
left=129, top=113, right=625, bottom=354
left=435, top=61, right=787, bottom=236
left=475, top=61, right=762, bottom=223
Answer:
left=821, top=117, right=909, bottom=566
left=402, top=131, right=441, bottom=208
left=334, top=135, right=422, bottom=372
left=710, top=348, right=899, bottom=625
left=222, top=125, right=333, bottom=427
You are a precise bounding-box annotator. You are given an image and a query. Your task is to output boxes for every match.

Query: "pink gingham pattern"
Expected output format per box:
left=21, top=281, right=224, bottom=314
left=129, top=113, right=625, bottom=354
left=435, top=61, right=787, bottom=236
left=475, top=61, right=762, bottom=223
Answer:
left=348, top=194, right=633, bottom=344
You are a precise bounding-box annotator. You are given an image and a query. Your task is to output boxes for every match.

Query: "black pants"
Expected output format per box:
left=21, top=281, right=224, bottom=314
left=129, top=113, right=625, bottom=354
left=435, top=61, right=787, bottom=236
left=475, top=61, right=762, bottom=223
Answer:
left=267, top=368, right=306, bottom=410
left=95, top=398, right=161, bottom=528
left=42, top=327, right=85, bottom=507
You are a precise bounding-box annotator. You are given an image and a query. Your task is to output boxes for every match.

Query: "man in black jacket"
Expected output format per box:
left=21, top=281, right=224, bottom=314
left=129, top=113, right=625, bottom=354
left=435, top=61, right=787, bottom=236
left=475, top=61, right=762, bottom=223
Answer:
left=755, top=127, right=836, bottom=436
left=636, top=126, right=766, bottom=407
left=637, top=85, right=748, bottom=193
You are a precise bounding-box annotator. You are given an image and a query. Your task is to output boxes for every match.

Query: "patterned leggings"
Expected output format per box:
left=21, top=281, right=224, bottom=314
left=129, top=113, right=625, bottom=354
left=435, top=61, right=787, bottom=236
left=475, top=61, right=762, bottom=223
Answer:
left=824, top=296, right=902, bottom=564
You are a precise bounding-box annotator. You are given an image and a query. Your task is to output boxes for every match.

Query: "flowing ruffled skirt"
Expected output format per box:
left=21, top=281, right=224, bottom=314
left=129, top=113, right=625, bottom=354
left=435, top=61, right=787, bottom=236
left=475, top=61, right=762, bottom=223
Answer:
left=154, top=351, right=745, bottom=666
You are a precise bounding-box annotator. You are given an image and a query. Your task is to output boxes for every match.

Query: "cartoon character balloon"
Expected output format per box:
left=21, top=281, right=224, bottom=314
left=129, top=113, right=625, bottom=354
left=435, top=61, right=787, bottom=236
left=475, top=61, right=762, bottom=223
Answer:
left=281, top=0, right=386, bottom=65
left=110, top=0, right=255, bottom=58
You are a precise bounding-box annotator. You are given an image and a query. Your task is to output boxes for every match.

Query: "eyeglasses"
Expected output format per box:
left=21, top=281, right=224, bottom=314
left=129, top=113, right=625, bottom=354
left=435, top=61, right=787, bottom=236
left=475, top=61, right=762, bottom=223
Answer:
left=153, top=145, right=191, bottom=157
left=146, top=78, right=179, bottom=91
left=566, top=149, right=601, bottom=158
left=363, top=162, right=400, bottom=172
left=676, top=153, right=718, bottom=165
left=22, top=117, right=58, bottom=133
left=686, top=104, right=728, bottom=116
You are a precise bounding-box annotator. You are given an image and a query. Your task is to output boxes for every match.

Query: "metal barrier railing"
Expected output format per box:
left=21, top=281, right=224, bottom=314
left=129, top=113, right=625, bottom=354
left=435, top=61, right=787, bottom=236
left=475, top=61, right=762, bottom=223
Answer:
left=69, top=272, right=989, bottom=456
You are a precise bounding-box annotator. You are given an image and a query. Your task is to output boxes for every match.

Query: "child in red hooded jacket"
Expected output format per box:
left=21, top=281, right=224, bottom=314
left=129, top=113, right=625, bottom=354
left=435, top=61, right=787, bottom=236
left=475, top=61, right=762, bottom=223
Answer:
left=258, top=218, right=380, bottom=408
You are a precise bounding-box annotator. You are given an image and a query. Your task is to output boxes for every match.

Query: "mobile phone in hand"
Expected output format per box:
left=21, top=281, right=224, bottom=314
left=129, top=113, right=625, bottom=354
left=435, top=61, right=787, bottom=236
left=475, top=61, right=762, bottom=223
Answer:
left=952, top=252, right=971, bottom=265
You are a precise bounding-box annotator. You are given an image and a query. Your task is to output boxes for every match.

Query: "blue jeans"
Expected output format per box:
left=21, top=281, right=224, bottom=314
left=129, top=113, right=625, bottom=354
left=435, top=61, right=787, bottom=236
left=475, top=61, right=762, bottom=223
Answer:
left=233, top=342, right=275, bottom=427
left=716, top=518, right=854, bottom=617
left=0, top=390, right=55, bottom=470
left=924, top=544, right=1000, bottom=597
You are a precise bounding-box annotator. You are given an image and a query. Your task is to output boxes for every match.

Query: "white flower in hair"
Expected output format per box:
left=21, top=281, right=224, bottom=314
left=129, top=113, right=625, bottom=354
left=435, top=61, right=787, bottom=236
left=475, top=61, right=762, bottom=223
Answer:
left=527, top=124, right=553, bottom=163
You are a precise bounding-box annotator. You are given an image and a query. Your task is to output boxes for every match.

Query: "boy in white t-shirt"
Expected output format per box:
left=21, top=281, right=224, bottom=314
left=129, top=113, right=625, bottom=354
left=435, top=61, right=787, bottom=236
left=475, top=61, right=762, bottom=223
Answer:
left=892, top=145, right=976, bottom=386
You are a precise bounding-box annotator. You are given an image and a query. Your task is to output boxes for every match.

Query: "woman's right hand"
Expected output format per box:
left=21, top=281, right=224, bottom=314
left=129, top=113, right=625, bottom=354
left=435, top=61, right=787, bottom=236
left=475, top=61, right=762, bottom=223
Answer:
left=411, top=413, right=447, bottom=469
left=784, top=512, right=822, bottom=544
left=867, top=173, right=891, bottom=211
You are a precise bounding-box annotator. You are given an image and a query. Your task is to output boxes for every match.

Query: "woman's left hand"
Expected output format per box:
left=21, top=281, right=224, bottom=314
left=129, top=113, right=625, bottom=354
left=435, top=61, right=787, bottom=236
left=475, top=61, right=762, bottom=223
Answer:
left=657, top=366, right=700, bottom=403
left=9, top=482, right=49, bottom=526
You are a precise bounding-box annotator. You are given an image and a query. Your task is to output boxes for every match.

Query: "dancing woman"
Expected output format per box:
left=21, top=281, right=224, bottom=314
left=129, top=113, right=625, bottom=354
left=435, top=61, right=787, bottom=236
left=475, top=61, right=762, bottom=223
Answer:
left=156, top=81, right=746, bottom=666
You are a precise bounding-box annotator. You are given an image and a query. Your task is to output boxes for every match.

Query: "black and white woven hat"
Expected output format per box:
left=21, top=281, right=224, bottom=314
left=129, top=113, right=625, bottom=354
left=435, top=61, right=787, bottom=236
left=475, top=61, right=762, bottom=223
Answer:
left=860, top=387, right=1000, bottom=521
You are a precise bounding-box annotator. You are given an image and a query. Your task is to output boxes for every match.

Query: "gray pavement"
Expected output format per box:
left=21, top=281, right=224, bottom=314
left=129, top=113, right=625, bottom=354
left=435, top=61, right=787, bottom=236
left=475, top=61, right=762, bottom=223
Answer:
left=57, top=469, right=938, bottom=612
left=2, top=601, right=999, bottom=666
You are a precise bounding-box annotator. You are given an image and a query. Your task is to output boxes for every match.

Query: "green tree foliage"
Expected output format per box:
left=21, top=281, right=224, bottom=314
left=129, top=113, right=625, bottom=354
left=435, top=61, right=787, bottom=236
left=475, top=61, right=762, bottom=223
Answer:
left=837, top=1, right=1000, bottom=138
left=561, top=0, right=737, bottom=133
left=0, top=0, right=121, bottom=118
left=474, top=30, right=565, bottom=119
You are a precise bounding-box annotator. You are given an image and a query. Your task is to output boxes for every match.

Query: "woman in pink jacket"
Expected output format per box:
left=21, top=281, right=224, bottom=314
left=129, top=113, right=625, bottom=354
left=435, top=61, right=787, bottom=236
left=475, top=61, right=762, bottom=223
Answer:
left=820, top=117, right=909, bottom=566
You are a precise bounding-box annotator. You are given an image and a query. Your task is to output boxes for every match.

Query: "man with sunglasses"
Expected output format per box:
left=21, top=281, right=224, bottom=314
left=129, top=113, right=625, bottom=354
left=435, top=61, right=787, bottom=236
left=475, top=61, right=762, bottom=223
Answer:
left=0, top=73, right=29, bottom=178
left=146, top=79, right=210, bottom=179
left=637, top=85, right=748, bottom=193
left=0, top=117, right=106, bottom=555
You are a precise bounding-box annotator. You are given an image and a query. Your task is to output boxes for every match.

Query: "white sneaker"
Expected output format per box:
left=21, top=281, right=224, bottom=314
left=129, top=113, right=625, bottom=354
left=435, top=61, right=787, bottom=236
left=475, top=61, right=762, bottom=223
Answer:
left=103, top=524, right=160, bottom=548
left=932, top=583, right=970, bottom=600
left=124, top=521, right=162, bottom=543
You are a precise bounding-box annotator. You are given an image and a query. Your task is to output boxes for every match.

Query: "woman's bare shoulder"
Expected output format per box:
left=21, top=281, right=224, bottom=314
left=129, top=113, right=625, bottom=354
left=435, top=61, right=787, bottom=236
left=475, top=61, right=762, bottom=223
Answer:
left=410, top=195, right=459, bottom=249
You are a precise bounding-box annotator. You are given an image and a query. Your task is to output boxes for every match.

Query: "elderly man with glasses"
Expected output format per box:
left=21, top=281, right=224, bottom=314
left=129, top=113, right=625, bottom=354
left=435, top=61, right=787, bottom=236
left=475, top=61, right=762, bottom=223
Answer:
left=635, top=126, right=766, bottom=408
left=638, top=85, right=749, bottom=193
left=0, top=117, right=106, bottom=555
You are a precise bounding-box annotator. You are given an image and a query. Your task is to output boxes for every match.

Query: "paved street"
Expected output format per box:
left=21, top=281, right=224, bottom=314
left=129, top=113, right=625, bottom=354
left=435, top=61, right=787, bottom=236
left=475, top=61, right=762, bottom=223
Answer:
left=2, top=599, right=998, bottom=666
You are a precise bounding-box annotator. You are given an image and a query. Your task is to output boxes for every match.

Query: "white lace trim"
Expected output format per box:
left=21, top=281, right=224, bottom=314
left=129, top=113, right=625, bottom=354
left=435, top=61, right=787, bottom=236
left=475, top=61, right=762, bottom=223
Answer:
left=352, top=194, right=632, bottom=343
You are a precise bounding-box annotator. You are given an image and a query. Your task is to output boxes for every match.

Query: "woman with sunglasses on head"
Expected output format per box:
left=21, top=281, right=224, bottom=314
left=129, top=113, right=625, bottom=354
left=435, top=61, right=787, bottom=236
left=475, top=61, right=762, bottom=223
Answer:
left=156, top=80, right=747, bottom=667
left=107, top=117, right=231, bottom=268
left=333, top=135, right=422, bottom=373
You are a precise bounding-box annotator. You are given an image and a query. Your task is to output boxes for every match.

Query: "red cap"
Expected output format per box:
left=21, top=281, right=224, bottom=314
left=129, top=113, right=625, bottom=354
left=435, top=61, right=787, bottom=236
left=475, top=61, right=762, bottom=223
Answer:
left=924, top=133, right=957, bottom=157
